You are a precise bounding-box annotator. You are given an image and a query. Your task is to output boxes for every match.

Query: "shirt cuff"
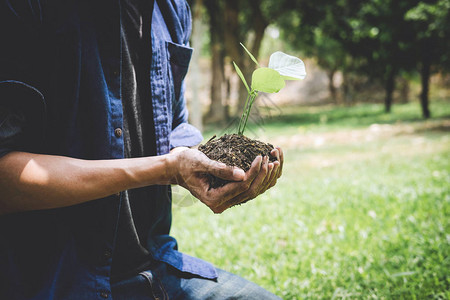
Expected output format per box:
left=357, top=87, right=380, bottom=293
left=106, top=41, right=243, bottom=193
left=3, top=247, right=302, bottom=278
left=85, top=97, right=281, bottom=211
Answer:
left=150, top=235, right=218, bottom=280
left=169, top=123, right=203, bottom=149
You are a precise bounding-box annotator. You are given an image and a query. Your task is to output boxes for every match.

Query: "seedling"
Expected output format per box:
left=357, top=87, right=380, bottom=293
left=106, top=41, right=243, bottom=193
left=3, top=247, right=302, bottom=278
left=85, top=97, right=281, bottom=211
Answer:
left=198, top=45, right=306, bottom=190
left=233, top=43, right=306, bottom=135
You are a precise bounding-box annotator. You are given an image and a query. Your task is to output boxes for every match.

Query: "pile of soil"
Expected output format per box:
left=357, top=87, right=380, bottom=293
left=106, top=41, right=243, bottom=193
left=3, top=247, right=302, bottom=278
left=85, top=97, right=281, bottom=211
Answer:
left=198, top=134, right=277, bottom=189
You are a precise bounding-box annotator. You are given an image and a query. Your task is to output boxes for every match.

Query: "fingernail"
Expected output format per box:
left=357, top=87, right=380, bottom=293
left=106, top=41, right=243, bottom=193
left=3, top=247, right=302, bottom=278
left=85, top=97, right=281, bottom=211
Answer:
left=233, top=168, right=245, bottom=178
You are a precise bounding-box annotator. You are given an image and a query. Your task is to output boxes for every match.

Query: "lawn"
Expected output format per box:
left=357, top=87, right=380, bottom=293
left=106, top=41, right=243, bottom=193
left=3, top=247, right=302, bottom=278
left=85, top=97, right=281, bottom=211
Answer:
left=171, top=100, right=450, bottom=299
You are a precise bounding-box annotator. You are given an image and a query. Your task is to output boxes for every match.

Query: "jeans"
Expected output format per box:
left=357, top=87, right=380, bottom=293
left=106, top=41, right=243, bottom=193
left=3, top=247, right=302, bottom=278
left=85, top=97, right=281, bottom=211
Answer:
left=111, top=263, right=281, bottom=300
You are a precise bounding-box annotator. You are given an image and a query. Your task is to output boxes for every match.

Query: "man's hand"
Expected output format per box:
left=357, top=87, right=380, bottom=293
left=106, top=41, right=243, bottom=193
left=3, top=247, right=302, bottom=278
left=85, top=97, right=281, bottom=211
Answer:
left=168, top=147, right=284, bottom=214
left=0, top=147, right=283, bottom=215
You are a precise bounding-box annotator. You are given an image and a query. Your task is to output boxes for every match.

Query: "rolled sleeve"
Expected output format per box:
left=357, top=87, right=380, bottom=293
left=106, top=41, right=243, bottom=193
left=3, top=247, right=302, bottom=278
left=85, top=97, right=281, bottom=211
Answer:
left=0, top=81, right=46, bottom=155
left=169, top=123, right=203, bottom=149
left=0, top=105, right=25, bottom=158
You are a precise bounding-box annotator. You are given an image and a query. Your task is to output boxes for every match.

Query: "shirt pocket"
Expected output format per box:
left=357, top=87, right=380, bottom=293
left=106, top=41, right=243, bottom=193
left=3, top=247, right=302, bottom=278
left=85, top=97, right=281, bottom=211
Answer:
left=166, top=41, right=193, bottom=103
left=0, top=81, right=46, bottom=155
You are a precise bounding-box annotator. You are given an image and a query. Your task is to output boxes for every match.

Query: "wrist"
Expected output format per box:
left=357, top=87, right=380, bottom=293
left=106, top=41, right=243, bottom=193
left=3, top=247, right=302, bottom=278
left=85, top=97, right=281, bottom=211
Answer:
left=164, top=152, right=179, bottom=184
left=170, top=146, right=190, bottom=154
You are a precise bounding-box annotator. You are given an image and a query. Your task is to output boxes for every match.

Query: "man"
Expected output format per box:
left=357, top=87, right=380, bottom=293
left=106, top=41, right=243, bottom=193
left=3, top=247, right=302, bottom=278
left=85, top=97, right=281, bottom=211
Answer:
left=0, top=1, right=283, bottom=299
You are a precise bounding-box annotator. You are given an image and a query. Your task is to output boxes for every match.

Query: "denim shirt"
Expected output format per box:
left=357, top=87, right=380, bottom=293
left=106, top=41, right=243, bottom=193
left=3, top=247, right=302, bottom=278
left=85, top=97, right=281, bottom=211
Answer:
left=0, top=1, right=212, bottom=299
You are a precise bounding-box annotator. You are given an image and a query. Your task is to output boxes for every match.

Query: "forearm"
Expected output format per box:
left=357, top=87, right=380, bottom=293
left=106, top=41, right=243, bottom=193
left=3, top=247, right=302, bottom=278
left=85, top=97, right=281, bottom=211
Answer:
left=0, top=151, right=174, bottom=215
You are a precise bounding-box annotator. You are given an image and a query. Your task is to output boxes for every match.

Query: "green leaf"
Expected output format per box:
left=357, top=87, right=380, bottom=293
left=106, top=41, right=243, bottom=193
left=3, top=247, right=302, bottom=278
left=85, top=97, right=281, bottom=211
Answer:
left=240, top=43, right=259, bottom=66
left=233, top=61, right=250, bottom=93
left=268, top=51, right=306, bottom=80
left=251, top=68, right=285, bottom=93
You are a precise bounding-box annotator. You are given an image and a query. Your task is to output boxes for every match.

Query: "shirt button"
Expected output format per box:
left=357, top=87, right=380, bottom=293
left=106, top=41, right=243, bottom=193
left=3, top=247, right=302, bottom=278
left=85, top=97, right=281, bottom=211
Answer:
left=100, top=292, right=109, bottom=299
left=112, top=69, right=119, bottom=76
left=114, top=128, right=122, bottom=137
left=103, top=250, right=112, bottom=260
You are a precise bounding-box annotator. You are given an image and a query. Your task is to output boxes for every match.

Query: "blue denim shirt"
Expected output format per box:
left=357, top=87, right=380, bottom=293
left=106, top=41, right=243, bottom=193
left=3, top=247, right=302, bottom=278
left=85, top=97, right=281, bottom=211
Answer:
left=0, top=1, right=213, bottom=299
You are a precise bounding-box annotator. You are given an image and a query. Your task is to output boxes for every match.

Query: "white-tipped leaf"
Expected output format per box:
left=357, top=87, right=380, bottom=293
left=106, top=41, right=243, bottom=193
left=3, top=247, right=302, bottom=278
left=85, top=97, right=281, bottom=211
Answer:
left=268, top=51, right=306, bottom=80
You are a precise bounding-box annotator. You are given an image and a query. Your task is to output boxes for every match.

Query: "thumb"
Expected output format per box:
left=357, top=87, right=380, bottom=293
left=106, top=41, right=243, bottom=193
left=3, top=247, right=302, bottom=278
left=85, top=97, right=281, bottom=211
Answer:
left=204, top=160, right=245, bottom=181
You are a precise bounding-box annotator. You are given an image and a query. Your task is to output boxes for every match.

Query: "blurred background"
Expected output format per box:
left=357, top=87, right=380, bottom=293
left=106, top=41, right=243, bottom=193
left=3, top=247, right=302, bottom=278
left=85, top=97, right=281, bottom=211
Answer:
left=171, top=0, right=450, bottom=298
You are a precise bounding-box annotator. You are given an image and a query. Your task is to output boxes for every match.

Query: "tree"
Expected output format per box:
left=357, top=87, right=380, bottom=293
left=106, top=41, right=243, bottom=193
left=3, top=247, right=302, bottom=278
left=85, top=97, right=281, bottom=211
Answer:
left=276, top=0, right=364, bottom=104
left=347, top=0, right=420, bottom=113
left=224, top=0, right=272, bottom=114
left=405, top=0, right=450, bottom=118
left=280, top=0, right=449, bottom=117
left=204, top=0, right=226, bottom=123
left=201, top=0, right=274, bottom=122
left=189, top=0, right=205, bottom=131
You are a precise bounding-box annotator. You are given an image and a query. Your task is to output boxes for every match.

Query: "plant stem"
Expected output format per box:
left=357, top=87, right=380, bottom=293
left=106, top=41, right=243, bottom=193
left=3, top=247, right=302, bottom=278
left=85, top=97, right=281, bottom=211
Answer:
left=243, top=93, right=256, bottom=133
left=238, top=93, right=251, bottom=135
left=238, top=91, right=257, bottom=135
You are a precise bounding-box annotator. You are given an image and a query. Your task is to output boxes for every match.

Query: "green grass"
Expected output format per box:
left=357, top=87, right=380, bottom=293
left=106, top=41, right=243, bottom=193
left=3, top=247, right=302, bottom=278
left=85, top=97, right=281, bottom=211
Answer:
left=171, top=100, right=450, bottom=299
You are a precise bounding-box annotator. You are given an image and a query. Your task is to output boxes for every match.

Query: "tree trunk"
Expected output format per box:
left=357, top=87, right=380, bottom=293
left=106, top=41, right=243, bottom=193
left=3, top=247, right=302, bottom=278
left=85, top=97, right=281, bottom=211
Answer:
left=399, top=76, right=409, bottom=104
left=240, top=0, right=268, bottom=116
left=342, top=72, right=354, bottom=105
left=384, top=68, right=396, bottom=113
left=420, top=57, right=431, bottom=119
left=188, top=0, right=204, bottom=131
left=224, top=0, right=245, bottom=118
left=224, top=74, right=231, bottom=121
left=205, top=0, right=226, bottom=123
left=224, top=0, right=268, bottom=118
left=223, top=0, right=241, bottom=60
left=328, top=69, right=337, bottom=104
left=208, top=44, right=225, bottom=122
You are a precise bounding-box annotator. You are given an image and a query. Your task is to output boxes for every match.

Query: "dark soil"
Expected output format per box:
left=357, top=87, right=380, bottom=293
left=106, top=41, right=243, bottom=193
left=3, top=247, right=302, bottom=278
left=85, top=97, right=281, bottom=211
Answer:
left=198, top=134, right=277, bottom=189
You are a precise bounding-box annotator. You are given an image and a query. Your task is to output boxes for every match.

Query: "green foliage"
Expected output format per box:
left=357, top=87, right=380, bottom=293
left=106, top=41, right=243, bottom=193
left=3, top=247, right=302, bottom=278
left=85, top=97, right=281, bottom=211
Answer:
left=277, top=0, right=450, bottom=101
left=404, top=0, right=450, bottom=69
left=172, top=100, right=450, bottom=299
left=405, top=0, right=450, bottom=38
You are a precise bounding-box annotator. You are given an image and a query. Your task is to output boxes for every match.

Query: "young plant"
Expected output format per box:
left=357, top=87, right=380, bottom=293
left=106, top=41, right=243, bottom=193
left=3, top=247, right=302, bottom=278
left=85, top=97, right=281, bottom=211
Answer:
left=233, top=43, right=306, bottom=135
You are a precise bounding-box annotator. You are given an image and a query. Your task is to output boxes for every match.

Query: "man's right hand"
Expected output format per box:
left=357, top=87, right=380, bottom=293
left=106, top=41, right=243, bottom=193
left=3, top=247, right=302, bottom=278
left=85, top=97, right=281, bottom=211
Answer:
left=0, top=147, right=283, bottom=215
left=168, top=147, right=283, bottom=214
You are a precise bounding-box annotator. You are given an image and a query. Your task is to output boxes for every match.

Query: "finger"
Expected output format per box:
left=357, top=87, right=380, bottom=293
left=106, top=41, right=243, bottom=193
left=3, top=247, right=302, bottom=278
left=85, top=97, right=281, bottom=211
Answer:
left=202, top=176, right=254, bottom=213
left=245, top=155, right=264, bottom=182
left=234, top=156, right=269, bottom=204
left=270, top=148, right=281, bottom=178
left=201, top=156, right=263, bottom=204
left=208, top=155, right=263, bottom=203
left=209, top=154, right=280, bottom=212
left=270, top=148, right=280, bottom=161
left=213, top=196, right=242, bottom=213
left=204, top=159, right=245, bottom=182
left=275, top=147, right=284, bottom=178
left=267, top=161, right=280, bottom=189
left=203, top=179, right=244, bottom=205
left=214, top=157, right=269, bottom=210
left=260, top=162, right=274, bottom=192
